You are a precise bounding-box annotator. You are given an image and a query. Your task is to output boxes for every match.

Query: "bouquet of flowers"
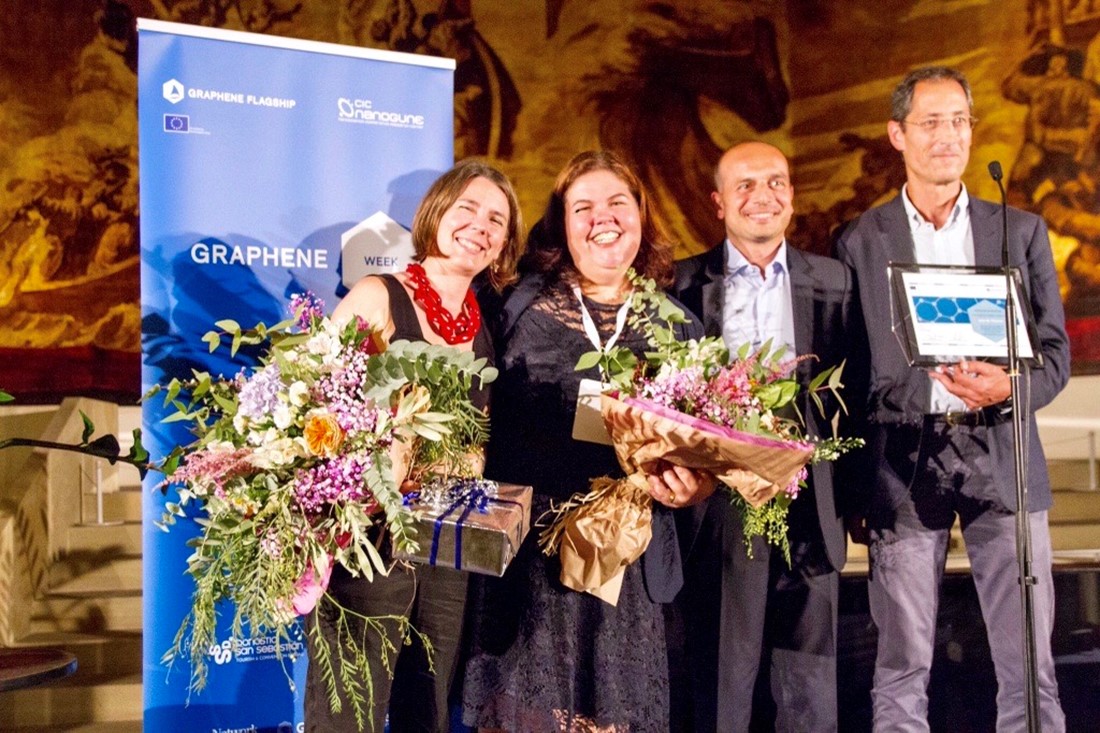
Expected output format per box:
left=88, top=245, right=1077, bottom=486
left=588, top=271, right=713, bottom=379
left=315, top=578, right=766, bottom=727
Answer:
left=154, top=293, right=495, bottom=729
left=540, top=273, right=861, bottom=602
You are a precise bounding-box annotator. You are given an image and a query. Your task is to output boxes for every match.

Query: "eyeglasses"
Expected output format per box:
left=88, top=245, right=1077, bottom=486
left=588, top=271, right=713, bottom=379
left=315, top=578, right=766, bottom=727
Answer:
left=901, top=116, right=978, bottom=132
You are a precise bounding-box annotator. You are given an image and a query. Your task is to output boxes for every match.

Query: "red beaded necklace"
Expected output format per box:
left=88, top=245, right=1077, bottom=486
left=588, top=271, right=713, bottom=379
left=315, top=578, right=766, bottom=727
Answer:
left=405, top=262, right=481, bottom=345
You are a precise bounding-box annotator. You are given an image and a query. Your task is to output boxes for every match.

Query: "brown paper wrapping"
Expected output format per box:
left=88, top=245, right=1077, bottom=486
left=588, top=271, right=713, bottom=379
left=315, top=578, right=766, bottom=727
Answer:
left=553, top=475, right=652, bottom=604
left=601, top=394, right=813, bottom=508
left=396, top=483, right=532, bottom=577
left=544, top=395, right=815, bottom=605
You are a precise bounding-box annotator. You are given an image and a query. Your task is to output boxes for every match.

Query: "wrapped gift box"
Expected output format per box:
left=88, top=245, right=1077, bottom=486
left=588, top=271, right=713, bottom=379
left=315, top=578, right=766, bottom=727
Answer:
left=395, top=480, right=532, bottom=577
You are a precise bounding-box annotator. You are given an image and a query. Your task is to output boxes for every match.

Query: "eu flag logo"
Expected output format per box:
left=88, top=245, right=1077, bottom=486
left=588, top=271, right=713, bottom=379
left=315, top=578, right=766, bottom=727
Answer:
left=164, top=114, right=190, bottom=133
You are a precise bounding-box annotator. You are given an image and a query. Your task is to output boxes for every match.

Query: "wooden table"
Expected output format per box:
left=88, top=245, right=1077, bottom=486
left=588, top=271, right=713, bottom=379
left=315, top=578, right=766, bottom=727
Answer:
left=0, top=647, right=77, bottom=692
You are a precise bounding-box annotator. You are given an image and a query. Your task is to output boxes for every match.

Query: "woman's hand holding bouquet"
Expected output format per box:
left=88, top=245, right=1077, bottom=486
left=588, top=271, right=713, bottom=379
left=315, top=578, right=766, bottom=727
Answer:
left=540, top=272, right=862, bottom=602
left=153, top=292, right=494, bottom=728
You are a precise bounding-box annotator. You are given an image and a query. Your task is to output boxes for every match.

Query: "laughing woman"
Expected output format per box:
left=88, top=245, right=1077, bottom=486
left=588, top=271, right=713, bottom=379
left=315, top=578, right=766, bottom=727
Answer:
left=305, top=159, right=524, bottom=732
left=461, top=150, right=714, bottom=732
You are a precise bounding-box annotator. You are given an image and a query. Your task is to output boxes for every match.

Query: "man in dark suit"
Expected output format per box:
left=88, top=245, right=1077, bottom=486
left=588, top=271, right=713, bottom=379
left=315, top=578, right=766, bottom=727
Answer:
left=671, top=141, right=867, bottom=732
left=835, top=66, right=1069, bottom=731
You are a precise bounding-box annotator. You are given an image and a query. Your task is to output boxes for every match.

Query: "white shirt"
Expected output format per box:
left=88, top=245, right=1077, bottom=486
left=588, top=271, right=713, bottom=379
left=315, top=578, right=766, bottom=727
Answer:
left=901, top=183, right=972, bottom=414
left=721, top=239, right=796, bottom=355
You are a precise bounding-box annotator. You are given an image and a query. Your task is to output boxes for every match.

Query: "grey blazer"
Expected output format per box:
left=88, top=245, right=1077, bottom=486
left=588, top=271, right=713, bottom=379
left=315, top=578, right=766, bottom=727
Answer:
left=835, top=193, right=1070, bottom=512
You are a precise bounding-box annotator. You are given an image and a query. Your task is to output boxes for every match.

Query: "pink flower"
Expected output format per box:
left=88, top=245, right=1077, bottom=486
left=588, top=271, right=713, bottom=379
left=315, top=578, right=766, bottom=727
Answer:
left=167, top=446, right=254, bottom=495
left=290, top=555, right=333, bottom=616
left=785, top=465, right=808, bottom=500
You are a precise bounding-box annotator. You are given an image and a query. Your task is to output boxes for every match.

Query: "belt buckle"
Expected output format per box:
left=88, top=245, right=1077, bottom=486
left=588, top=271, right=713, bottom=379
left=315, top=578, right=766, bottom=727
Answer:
left=942, top=410, right=979, bottom=427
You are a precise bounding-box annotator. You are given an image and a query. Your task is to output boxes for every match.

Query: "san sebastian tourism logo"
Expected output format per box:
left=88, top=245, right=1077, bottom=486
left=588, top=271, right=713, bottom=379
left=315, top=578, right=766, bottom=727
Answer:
left=206, top=627, right=306, bottom=666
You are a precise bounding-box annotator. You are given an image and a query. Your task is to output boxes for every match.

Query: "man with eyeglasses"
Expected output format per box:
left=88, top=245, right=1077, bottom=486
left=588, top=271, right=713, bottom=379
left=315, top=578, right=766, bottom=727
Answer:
left=836, top=66, right=1069, bottom=731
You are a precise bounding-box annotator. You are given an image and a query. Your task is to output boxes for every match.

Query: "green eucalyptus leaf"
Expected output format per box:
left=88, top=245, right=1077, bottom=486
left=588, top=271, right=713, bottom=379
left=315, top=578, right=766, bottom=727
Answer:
left=164, top=379, right=182, bottom=405
left=478, top=366, right=499, bottom=385
left=193, top=375, right=211, bottom=398
left=657, top=297, right=686, bottom=322
left=212, top=392, right=237, bottom=413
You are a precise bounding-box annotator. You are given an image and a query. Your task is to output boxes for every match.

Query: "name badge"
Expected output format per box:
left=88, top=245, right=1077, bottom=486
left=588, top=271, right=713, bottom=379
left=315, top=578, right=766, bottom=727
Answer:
left=572, top=378, right=612, bottom=445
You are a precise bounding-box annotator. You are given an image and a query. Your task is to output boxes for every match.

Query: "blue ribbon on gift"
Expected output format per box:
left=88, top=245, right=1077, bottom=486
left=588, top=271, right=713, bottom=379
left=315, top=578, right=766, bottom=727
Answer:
left=430, top=486, right=490, bottom=569
left=424, top=482, right=521, bottom=570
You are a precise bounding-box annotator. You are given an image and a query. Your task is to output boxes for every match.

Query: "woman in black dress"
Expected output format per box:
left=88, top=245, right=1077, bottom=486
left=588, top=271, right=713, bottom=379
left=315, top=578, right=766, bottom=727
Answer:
left=461, top=150, right=714, bottom=732
left=305, top=159, right=524, bottom=732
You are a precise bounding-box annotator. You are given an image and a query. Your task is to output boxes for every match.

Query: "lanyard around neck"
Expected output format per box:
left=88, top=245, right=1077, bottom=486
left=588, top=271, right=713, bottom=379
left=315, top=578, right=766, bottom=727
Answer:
left=572, top=284, right=630, bottom=353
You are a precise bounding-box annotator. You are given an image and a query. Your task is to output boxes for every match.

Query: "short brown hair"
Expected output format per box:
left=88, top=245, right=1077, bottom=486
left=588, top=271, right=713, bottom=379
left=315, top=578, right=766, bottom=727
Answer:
left=411, top=158, right=524, bottom=291
left=523, top=150, right=675, bottom=287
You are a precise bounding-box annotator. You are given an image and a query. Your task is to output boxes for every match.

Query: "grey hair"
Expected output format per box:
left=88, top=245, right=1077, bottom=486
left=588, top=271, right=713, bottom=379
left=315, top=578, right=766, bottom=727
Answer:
left=890, top=66, right=974, bottom=122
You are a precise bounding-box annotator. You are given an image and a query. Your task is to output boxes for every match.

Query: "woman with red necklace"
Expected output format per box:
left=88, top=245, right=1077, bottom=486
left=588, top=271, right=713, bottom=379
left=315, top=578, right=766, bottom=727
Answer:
left=305, top=159, right=524, bottom=733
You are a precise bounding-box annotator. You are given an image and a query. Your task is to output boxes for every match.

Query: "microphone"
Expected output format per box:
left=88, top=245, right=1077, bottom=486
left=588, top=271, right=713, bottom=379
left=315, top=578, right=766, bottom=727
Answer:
left=988, top=160, right=1009, bottom=267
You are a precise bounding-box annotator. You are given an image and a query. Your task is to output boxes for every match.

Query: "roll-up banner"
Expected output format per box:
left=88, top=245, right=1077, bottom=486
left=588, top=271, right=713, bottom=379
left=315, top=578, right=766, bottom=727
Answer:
left=137, top=19, right=454, bottom=731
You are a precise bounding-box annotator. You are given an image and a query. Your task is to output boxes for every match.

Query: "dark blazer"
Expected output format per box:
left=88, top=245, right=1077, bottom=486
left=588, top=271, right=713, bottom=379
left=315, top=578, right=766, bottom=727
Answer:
left=835, top=193, right=1070, bottom=513
left=672, top=242, right=869, bottom=571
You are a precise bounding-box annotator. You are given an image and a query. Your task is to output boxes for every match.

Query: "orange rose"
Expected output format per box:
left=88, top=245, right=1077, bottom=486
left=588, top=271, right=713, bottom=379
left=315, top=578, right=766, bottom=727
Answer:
left=304, top=413, right=345, bottom=457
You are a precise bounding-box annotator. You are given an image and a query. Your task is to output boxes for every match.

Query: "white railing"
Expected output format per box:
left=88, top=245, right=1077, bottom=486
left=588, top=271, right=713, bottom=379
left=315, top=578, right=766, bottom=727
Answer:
left=1036, top=415, right=1100, bottom=490
left=0, top=398, right=121, bottom=643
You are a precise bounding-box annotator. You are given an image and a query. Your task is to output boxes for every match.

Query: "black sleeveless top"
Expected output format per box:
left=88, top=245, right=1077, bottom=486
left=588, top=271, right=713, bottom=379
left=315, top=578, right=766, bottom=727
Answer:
left=378, top=273, right=493, bottom=411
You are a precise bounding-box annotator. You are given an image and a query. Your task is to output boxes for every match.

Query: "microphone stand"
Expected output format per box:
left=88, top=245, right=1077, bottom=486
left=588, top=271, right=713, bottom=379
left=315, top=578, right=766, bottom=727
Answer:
left=988, top=160, right=1041, bottom=732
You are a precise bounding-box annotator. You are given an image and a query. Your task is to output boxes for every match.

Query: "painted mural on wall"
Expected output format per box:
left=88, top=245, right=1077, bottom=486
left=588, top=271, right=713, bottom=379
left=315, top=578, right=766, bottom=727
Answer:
left=1, top=0, right=1098, bottom=399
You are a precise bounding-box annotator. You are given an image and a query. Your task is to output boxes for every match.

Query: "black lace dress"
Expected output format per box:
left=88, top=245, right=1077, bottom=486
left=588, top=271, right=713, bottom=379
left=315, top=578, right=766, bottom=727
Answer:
left=461, top=276, right=699, bottom=733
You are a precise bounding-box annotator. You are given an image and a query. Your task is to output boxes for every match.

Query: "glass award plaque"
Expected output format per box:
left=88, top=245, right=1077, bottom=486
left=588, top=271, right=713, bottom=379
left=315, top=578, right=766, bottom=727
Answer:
left=887, top=263, right=1043, bottom=367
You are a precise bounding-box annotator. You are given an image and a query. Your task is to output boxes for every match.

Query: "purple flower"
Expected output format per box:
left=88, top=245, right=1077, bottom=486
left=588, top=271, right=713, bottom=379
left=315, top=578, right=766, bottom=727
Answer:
left=290, top=292, right=326, bottom=330
left=237, top=364, right=283, bottom=421
left=292, top=454, right=375, bottom=514
left=313, top=349, right=383, bottom=437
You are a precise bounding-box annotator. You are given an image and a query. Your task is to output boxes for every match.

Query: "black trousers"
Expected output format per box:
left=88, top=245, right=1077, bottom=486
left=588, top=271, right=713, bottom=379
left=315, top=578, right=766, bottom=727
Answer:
left=672, top=490, right=839, bottom=733
left=305, top=561, right=468, bottom=732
